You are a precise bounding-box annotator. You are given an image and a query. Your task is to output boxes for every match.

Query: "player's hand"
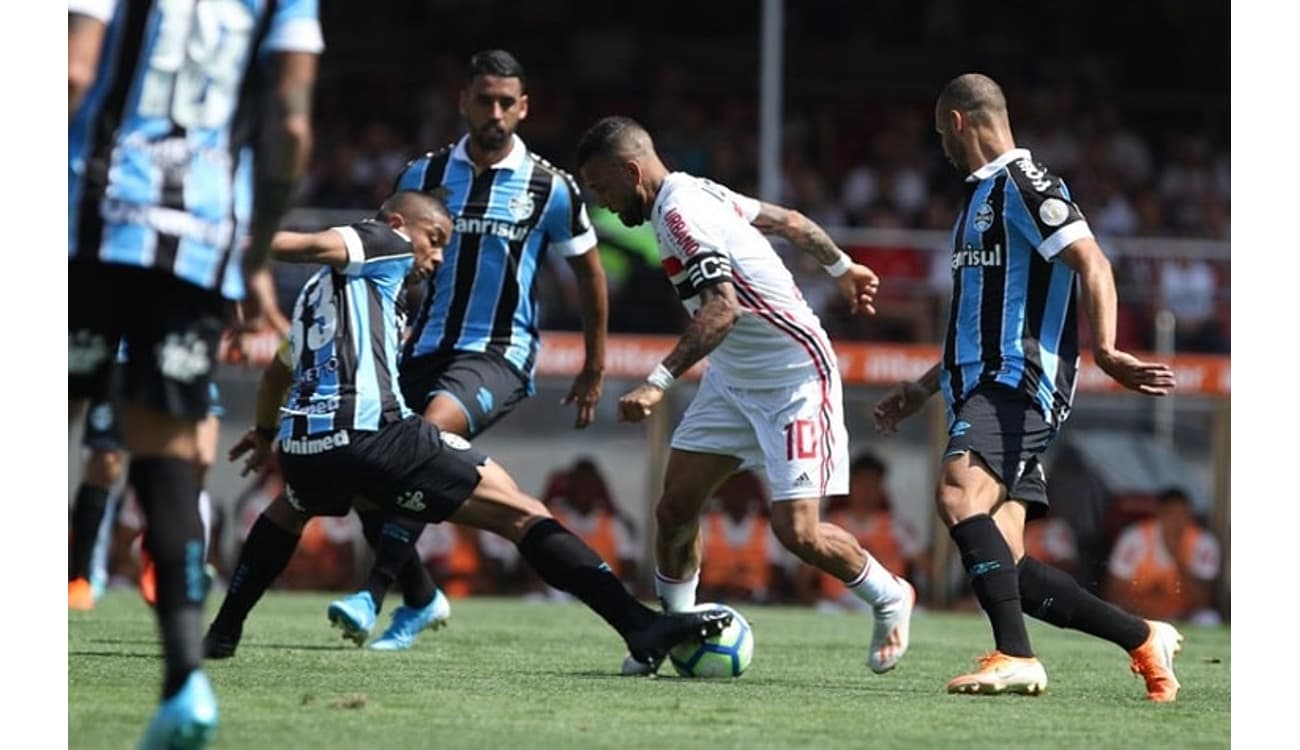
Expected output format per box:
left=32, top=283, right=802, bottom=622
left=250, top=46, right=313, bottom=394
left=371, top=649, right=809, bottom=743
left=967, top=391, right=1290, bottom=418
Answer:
left=617, top=383, right=665, bottom=423
left=562, top=366, right=604, bottom=429
left=838, top=263, right=879, bottom=315
left=1095, top=348, right=1176, bottom=396
left=229, top=428, right=273, bottom=477
left=872, top=380, right=931, bottom=435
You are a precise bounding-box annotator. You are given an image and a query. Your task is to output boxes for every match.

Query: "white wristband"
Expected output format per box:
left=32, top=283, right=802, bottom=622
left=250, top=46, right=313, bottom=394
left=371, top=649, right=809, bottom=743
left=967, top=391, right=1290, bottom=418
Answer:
left=824, top=253, right=852, bottom=278
left=646, top=363, right=675, bottom=390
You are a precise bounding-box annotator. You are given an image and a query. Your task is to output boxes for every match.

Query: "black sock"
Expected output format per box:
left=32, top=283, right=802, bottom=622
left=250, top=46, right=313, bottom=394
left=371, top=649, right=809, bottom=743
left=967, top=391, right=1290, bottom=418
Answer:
left=70, top=484, right=111, bottom=580
left=362, top=515, right=424, bottom=612
left=131, top=456, right=205, bottom=699
left=950, top=514, right=1033, bottom=658
left=517, top=518, right=654, bottom=635
left=1018, top=556, right=1149, bottom=651
left=358, top=510, right=436, bottom=609
left=210, top=513, right=301, bottom=635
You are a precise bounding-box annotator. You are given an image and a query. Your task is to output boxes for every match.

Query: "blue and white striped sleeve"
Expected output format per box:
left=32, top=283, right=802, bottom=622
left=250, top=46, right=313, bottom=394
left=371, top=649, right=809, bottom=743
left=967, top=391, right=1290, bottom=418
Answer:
left=545, top=172, right=597, bottom=258
left=264, top=0, right=325, bottom=55
left=1005, top=162, right=1093, bottom=261
left=68, top=0, right=116, bottom=22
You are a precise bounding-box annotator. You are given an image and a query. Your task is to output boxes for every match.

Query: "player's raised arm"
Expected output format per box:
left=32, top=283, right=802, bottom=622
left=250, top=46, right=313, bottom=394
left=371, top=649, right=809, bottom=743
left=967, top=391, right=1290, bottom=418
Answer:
left=270, top=229, right=349, bottom=268
left=246, top=50, right=318, bottom=275
left=68, top=7, right=109, bottom=115
left=1057, top=238, right=1175, bottom=396
left=749, top=201, right=879, bottom=315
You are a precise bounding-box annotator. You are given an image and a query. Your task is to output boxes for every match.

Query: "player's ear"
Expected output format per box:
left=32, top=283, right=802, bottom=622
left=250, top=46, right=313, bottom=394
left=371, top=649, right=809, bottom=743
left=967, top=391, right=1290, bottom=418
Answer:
left=948, top=109, right=965, bottom=134
left=385, top=211, right=406, bottom=231
left=517, top=93, right=529, bottom=121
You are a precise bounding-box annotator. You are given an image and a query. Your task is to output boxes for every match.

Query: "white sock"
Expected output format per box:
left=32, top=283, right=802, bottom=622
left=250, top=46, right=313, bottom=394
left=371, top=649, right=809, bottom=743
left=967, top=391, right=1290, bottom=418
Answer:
left=846, top=554, right=905, bottom=608
left=198, top=490, right=214, bottom=557
left=89, top=491, right=121, bottom=591
left=654, top=568, right=699, bottom=612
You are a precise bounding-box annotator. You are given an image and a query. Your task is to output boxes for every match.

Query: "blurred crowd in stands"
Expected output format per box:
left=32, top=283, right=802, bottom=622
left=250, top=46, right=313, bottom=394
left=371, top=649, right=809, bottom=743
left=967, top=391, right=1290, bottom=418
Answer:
left=283, top=0, right=1229, bottom=352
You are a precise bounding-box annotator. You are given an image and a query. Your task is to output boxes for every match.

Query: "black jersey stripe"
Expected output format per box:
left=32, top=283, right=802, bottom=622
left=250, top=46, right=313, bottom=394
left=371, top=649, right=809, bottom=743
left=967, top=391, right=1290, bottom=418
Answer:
left=74, top=0, right=153, bottom=264
left=488, top=162, right=554, bottom=354
left=402, top=150, right=454, bottom=361
left=942, top=185, right=975, bottom=399
left=435, top=169, right=498, bottom=352
left=976, top=175, right=1009, bottom=382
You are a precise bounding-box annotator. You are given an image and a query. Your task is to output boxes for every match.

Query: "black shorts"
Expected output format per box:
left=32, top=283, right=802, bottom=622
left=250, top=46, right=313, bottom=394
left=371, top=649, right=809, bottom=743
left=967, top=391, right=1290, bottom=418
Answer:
left=277, top=417, right=488, bottom=523
left=944, top=383, right=1056, bottom=518
left=69, top=263, right=226, bottom=421
left=399, top=351, right=530, bottom=438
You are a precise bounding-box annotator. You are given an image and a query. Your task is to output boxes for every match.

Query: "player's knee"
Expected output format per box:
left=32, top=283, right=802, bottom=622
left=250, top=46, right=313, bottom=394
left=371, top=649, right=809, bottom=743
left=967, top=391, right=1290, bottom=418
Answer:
left=936, top=474, right=990, bottom=526
left=264, top=495, right=309, bottom=534
left=85, top=451, right=125, bottom=487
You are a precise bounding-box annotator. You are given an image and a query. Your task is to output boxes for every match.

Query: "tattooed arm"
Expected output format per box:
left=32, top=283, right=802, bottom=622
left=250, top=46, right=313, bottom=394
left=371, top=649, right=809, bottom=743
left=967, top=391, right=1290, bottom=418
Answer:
left=749, top=201, right=845, bottom=266
left=247, top=51, right=318, bottom=275
left=749, top=201, right=880, bottom=315
left=661, top=282, right=742, bottom=377
left=616, top=282, right=741, bottom=423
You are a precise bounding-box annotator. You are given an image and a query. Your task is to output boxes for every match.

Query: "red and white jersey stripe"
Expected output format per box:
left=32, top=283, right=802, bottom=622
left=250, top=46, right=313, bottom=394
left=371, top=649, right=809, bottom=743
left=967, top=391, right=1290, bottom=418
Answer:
left=650, top=172, right=836, bottom=388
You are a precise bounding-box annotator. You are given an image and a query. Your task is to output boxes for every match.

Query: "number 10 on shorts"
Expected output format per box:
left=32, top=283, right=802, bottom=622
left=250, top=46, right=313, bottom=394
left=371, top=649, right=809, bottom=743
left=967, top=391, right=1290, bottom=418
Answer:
left=784, top=418, right=819, bottom=461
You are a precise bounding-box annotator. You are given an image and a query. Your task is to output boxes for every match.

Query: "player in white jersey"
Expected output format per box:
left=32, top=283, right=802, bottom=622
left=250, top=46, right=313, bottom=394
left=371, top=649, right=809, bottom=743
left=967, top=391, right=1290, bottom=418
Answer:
left=576, top=116, right=915, bottom=676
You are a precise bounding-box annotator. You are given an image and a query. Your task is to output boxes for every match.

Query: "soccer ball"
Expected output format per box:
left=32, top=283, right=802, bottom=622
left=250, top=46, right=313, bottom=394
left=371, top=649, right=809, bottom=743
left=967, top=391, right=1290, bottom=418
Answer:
left=668, top=603, right=753, bottom=678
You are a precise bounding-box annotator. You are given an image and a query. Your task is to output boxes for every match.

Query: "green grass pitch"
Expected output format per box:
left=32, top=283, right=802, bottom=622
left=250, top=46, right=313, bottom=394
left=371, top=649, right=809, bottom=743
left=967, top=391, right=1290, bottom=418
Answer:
left=69, top=592, right=1229, bottom=749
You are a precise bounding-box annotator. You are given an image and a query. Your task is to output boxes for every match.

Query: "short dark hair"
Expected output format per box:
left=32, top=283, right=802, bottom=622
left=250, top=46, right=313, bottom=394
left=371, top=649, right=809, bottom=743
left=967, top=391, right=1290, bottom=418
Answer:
left=576, top=115, right=653, bottom=167
left=466, top=49, right=526, bottom=89
left=377, top=190, right=449, bottom=224
left=937, top=72, right=1008, bottom=123
left=1157, top=486, right=1191, bottom=505
left=850, top=451, right=887, bottom=477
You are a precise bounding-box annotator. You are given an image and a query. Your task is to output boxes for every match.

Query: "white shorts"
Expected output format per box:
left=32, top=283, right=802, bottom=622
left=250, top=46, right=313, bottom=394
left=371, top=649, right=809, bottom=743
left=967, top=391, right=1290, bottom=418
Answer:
left=671, top=368, right=849, bottom=500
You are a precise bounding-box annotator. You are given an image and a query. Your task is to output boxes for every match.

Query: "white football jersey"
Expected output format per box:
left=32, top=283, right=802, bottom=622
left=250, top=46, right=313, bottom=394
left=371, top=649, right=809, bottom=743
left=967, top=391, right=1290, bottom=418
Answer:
left=651, top=172, right=837, bottom=387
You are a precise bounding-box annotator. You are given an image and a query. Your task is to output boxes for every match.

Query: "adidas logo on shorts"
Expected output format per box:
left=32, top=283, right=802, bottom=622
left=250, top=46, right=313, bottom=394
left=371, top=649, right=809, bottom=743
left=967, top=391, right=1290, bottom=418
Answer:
left=792, top=472, right=813, bottom=488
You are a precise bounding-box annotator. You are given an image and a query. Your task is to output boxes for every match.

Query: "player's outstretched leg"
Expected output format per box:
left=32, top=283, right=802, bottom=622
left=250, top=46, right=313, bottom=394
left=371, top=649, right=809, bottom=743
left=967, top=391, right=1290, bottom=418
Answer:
left=769, top=498, right=914, bottom=673
left=449, top=460, right=733, bottom=672
left=327, top=513, right=427, bottom=647
left=355, top=508, right=451, bottom=652
left=203, top=495, right=307, bottom=659
left=1018, top=556, right=1182, bottom=701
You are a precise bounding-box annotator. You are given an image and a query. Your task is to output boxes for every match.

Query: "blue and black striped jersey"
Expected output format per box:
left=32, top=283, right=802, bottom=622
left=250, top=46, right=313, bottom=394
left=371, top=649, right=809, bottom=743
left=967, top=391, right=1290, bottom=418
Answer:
left=394, top=135, right=596, bottom=388
left=68, top=0, right=323, bottom=300
left=941, top=148, right=1095, bottom=426
left=278, top=220, right=415, bottom=440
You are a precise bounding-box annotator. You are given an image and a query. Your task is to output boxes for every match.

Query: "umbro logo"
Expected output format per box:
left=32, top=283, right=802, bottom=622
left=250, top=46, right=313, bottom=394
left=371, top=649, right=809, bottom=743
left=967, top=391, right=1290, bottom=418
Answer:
left=950, top=420, right=972, bottom=438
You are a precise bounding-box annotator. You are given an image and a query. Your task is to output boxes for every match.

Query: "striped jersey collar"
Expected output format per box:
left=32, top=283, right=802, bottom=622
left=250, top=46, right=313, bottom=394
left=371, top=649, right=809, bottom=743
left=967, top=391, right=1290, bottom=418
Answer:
left=451, top=134, right=528, bottom=172
left=966, top=147, right=1032, bottom=182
